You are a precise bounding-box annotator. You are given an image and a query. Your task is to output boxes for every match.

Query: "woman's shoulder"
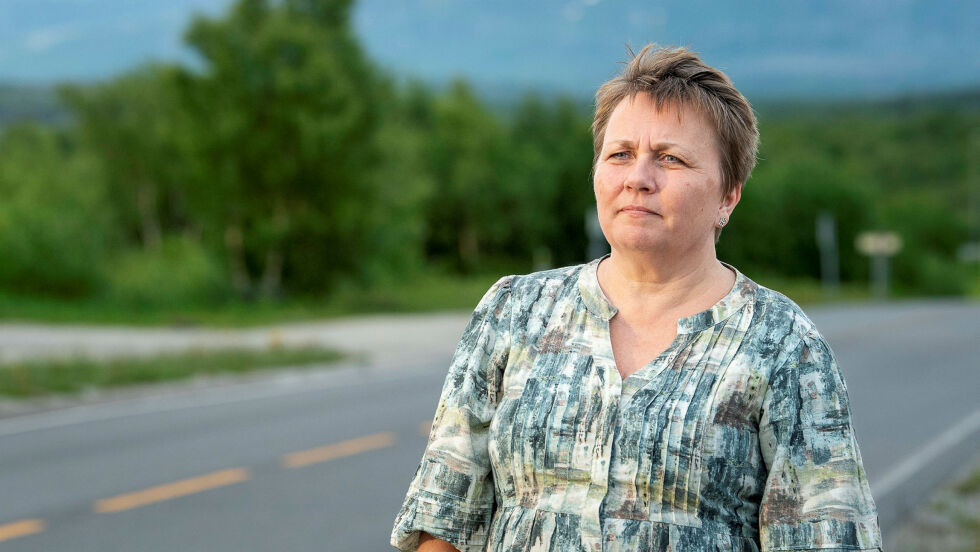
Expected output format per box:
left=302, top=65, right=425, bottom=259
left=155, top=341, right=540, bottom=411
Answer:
left=492, top=263, right=587, bottom=301
left=746, top=280, right=823, bottom=339
left=479, top=263, right=590, bottom=326
left=736, top=275, right=836, bottom=373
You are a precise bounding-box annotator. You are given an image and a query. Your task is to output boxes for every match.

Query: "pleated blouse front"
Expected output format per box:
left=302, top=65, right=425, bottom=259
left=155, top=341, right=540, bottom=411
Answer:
left=391, top=257, right=883, bottom=552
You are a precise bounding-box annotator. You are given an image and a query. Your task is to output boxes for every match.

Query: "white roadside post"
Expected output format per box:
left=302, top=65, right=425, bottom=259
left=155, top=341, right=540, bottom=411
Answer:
left=855, top=231, right=903, bottom=300
left=816, top=211, right=840, bottom=298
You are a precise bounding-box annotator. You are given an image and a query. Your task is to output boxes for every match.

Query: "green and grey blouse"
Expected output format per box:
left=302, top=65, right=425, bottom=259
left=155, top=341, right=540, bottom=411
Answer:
left=391, top=257, right=883, bottom=552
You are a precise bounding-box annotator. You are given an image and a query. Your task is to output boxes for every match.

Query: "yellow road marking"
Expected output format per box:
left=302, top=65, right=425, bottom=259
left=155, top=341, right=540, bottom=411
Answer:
left=419, top=419, right=432, bottom=436
left=94, top=468, right=250, bottom=513
left=283, top=431, right=395, bottom=468
left=0, top=519, right=44, bottom=542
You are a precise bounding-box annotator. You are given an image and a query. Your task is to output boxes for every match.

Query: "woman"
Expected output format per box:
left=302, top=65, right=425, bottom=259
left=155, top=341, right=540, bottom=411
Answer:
left=391, top=45, right=883, bottom=552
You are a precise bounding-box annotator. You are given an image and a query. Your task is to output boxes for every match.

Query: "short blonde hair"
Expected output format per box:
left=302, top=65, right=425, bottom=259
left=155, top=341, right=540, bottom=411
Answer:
left=592, top=45, right=759, bottom=240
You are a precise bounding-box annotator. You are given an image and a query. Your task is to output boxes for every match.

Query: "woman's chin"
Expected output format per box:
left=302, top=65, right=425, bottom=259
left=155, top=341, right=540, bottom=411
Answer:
left=609, top=233, right=669, bottom=254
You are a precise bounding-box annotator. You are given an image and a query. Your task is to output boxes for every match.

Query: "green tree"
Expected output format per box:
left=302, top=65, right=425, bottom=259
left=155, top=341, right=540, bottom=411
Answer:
left=60, top=65, right=189, bottom=251
left=174, top=0, right=398, bottom=297
left=364, top=80, right=435, bottom=280
left=505, top=94, right=594, bottom=267
left=423, top=80, right=511, bottom=271
left=0, top=124, right=114, bottom=296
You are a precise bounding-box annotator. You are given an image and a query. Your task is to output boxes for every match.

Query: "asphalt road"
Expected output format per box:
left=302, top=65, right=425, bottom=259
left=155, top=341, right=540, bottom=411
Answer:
left=0, top=300, right=977, bottom=551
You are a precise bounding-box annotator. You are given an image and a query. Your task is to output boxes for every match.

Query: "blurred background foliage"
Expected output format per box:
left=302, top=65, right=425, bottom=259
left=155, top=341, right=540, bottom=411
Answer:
left=0, top=0, right=977, bottom=323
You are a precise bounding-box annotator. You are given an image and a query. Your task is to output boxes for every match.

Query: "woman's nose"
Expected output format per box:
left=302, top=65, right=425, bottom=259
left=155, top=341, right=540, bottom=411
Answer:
left=623, top=156, right=657, bottom=192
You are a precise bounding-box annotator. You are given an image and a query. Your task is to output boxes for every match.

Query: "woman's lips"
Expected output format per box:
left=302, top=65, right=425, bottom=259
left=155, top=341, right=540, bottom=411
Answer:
left=620, top=205, right=659, bottom=216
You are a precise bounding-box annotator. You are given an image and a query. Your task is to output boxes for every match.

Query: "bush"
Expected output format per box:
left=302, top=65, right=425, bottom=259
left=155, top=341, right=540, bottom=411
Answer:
left=103, top=236, right=230, bottom=307
left=885, top=191, right=970, bottom=296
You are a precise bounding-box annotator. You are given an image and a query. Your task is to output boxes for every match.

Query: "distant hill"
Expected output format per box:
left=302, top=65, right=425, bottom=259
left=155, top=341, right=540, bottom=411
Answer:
left=753, top=87, right=980, bottom=120
left=2, top=80, right=978, bottom=133
left=0, top=84, right=70, bottom=128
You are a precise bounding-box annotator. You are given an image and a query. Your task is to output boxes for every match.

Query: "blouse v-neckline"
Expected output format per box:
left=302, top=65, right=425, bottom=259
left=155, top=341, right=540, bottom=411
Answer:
left=576, top=254, right=755, bottom=392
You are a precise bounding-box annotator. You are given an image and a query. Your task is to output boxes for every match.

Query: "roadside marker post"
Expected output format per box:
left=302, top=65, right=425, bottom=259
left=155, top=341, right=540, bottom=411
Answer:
left=856, top=231, right=902, bottom=300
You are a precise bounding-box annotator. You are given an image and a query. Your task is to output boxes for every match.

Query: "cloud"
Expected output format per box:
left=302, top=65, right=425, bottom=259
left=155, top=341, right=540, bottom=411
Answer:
left=562, top=3, right=584, bottom=22
left=420, top=0, right=456, bottom=8
left=23, top=23, right=85, bottom=53
left=563, top=0, right=603, bottom=22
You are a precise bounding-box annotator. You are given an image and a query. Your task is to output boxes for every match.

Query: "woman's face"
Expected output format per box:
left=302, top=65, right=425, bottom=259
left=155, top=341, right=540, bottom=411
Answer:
left=593, top=93, right=739, bottom=259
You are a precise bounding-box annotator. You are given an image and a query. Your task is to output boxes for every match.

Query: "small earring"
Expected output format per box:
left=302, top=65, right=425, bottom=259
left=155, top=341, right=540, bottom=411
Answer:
left=718, top=216, right=728, bottom=227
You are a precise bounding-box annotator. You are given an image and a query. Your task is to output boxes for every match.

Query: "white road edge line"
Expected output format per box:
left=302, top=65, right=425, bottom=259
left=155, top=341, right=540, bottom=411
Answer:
left=873, top=406, right=980, bottom=499
left=0, top=361, right=442, bottom=438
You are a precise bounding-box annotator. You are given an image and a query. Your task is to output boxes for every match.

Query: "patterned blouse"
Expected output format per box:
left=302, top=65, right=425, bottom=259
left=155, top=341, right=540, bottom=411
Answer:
left=391, top=257, right=883, bottom=552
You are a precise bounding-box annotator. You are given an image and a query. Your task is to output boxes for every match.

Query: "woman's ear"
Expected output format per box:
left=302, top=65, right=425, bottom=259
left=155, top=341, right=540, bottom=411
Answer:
left=720, top=182, right=742, bottom=219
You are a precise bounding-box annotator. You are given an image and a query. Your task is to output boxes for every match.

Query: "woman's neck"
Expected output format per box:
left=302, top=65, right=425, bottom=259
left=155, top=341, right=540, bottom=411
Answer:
left=597, top=249, right=733, bottom=320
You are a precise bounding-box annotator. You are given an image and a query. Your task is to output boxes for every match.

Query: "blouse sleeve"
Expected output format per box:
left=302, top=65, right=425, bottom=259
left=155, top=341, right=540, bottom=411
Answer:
left=758, top=330, right=884, bottom=552
left=390, top=275, right=514, bottom=552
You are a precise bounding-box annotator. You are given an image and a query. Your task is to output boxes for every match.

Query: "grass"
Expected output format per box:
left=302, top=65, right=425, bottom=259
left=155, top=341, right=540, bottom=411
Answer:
left=6, top=261, right=970, bottom=329
left=0, top=346, right=345, bottom=398
left=747, top=272, right=872, bottom=305
left=0, top=267, right=889, bottom=329
left=892, top=453, right=980, bottom=552
left=0, top=271, right=503, bottom=328
left=968, top=271, right=980, bottom=299
left=956, top=465, right=980, bottom=496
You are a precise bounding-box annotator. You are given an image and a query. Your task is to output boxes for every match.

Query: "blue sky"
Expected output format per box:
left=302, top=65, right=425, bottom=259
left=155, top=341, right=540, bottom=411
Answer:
left=1, top=0, right=978, bottom=98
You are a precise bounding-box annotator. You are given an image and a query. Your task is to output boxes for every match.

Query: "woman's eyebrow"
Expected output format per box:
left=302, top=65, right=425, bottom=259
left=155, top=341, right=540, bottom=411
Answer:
left=650, top=141, right=685, bottom=151
left=604, top=139, right=697, bottom=157
left=605, top=139, right=636, bottom=150
left=650, top=141, right=698, bottom=157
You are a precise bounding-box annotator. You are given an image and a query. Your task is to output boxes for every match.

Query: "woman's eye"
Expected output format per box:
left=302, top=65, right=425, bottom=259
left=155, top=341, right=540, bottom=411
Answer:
left=661, top=154, right=682, bottom=164
left=610, top=151, right=631, bottom=160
